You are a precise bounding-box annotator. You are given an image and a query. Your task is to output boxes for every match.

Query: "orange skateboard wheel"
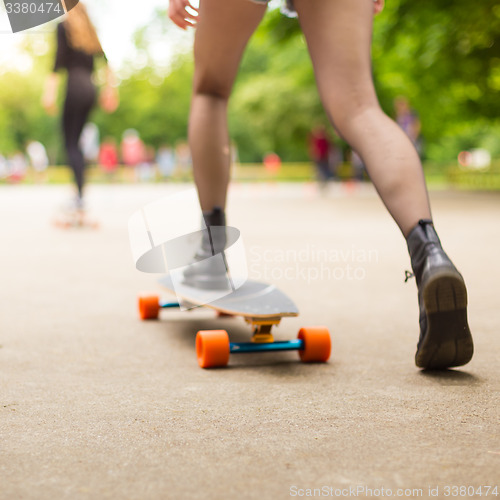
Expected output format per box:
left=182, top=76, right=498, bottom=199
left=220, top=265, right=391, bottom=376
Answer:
left=138, top=294, right=160, bottom=320
left=297, top=326, right=331, bottom=363
left=196, top=330, right=230, bottom=368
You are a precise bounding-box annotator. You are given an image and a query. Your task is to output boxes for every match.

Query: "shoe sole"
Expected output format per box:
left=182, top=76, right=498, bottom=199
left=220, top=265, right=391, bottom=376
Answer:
left=416, top=270, right=474, bottom=369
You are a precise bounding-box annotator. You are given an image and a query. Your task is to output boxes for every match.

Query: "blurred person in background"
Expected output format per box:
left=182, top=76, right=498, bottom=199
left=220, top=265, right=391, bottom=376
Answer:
left=394, top=96, right=422, bottom=158
left=42, top=2, right=118, bottom=214
left=175, top=141, right=192, bottom=174
left=7, top=152, right=28, bottom=183
left=80, top=122, right=100, bottom=166
left=121, top=129, right=146, bottom=182
left=26, top=140, right=49, bottom=183
left=137, top=145, right=157, bottom=182
left=0, top=155, right=8, bottom=180
left=98, top=137, right=119, bottom=180
left=309, top=124, right=334, bottom=183
left=157, top=144, right=176, bottom=179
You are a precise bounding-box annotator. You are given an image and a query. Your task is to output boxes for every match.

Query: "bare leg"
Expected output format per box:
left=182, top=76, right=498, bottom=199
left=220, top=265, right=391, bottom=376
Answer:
left=294, top=0, right=431, bottom=237
left=294, top=0, right=472, bottom=369
left=189, top=0, right=267, bottom=211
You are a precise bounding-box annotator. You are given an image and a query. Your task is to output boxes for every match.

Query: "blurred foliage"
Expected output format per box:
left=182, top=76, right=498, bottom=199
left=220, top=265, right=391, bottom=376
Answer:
left=230, top=19, right=325, bottom=162
left=0, top=1, right=498, bottom=164
left=372, top=0, right=500, bottom=161
left=0, top=35, right=60, bottom=160
left=95, top=57, right=193, bottom=149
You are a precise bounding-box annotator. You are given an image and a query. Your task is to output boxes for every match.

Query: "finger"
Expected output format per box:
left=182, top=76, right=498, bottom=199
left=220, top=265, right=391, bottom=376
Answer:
left=169, top=6, right=196, bottom=29
left=174, top=12, right=198, bottom=29
left=179, top=2, right=199, bottom=22
left=169, top=11, right=189, bottom=30
left=180, top=0, right=198, bottom=12
left=184, top=11, right=198, bottom=23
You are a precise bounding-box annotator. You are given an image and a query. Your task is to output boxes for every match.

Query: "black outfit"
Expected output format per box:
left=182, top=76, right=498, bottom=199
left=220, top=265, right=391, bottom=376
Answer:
left=54, top=22, right=101, bottom=198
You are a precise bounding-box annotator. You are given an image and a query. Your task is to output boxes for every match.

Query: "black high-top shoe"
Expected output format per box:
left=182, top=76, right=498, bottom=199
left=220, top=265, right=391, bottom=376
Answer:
left=182, top=207, right=232, bottom=290
left=406, top=219, right=473, bottom=369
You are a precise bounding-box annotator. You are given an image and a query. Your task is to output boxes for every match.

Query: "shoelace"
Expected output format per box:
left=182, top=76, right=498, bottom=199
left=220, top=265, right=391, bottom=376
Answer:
left=404, top=270, right=414, bottom=282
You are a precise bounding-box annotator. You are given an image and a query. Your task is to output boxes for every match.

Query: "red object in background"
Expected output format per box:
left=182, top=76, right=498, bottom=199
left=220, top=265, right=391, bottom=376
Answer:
left=99, top=142, right=119, bottom=172
left=309, top=129, right=330, bottom=161
left=7, top=172, right=25, bottom=183
left=263, top=153, right=281, bottom=173
left=122, top=136, right=145, bottom=167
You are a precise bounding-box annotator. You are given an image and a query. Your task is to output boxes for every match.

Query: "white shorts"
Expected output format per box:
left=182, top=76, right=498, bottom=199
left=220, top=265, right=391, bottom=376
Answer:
left=251, top=0, right=378, bottom=14
left=250, top=0, right=296, bottom=17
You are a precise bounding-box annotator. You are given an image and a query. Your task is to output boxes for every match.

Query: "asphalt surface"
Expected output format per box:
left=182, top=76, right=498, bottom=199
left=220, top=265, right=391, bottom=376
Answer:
left=1, top=182, right=499, bottom=500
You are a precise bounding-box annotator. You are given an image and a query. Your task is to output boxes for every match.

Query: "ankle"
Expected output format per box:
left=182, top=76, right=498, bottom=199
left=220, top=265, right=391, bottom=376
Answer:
left=202, top=206, right=226, bottom=227
left=406, top=219, right=452, bottom=284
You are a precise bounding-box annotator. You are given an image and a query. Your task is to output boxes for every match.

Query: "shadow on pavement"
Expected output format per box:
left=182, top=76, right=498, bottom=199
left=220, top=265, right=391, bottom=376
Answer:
left=418, top=369, right=482, bottom=386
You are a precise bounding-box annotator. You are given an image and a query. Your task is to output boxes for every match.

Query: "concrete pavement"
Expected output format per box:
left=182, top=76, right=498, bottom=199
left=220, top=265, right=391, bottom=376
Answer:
left=1, top=182, right=499, bottom=499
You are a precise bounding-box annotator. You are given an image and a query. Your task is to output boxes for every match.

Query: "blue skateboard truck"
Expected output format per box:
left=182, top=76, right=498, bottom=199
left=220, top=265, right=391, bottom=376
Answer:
left=138, top=277, right=331, bottom=369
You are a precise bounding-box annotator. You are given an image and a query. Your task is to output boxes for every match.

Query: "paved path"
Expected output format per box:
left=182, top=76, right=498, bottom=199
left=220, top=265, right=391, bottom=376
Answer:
left=1, top=183, right=499, bottom=500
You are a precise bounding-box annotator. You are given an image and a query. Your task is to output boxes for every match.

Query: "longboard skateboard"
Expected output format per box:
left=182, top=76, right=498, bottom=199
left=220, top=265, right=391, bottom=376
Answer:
left=138, top=275, right=331, bottom=369
left=52, top=208, right=99, bottom=230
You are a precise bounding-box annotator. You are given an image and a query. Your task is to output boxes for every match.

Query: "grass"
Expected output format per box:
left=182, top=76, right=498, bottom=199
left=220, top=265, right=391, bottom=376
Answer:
left=2, top=160, right=500, bottom=191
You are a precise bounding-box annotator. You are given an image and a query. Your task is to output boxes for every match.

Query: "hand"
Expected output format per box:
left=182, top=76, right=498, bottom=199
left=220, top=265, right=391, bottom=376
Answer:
left=42, top=94, right=57, bottom=116
left=168, top=0, right=199, bottom=30
left=373, top=0, right=385, bottom=15
left=100, top=86, right=119, bottom=113
left=42, top=73, right=60, bottom=116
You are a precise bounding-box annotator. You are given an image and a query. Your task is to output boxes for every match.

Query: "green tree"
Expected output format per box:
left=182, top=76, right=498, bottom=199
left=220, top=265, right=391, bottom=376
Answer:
left=0, top=34, right=60, bottom=160
left=230, top=16, right=325, bottom=162
left=1, top=2, right=498, bottom=164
